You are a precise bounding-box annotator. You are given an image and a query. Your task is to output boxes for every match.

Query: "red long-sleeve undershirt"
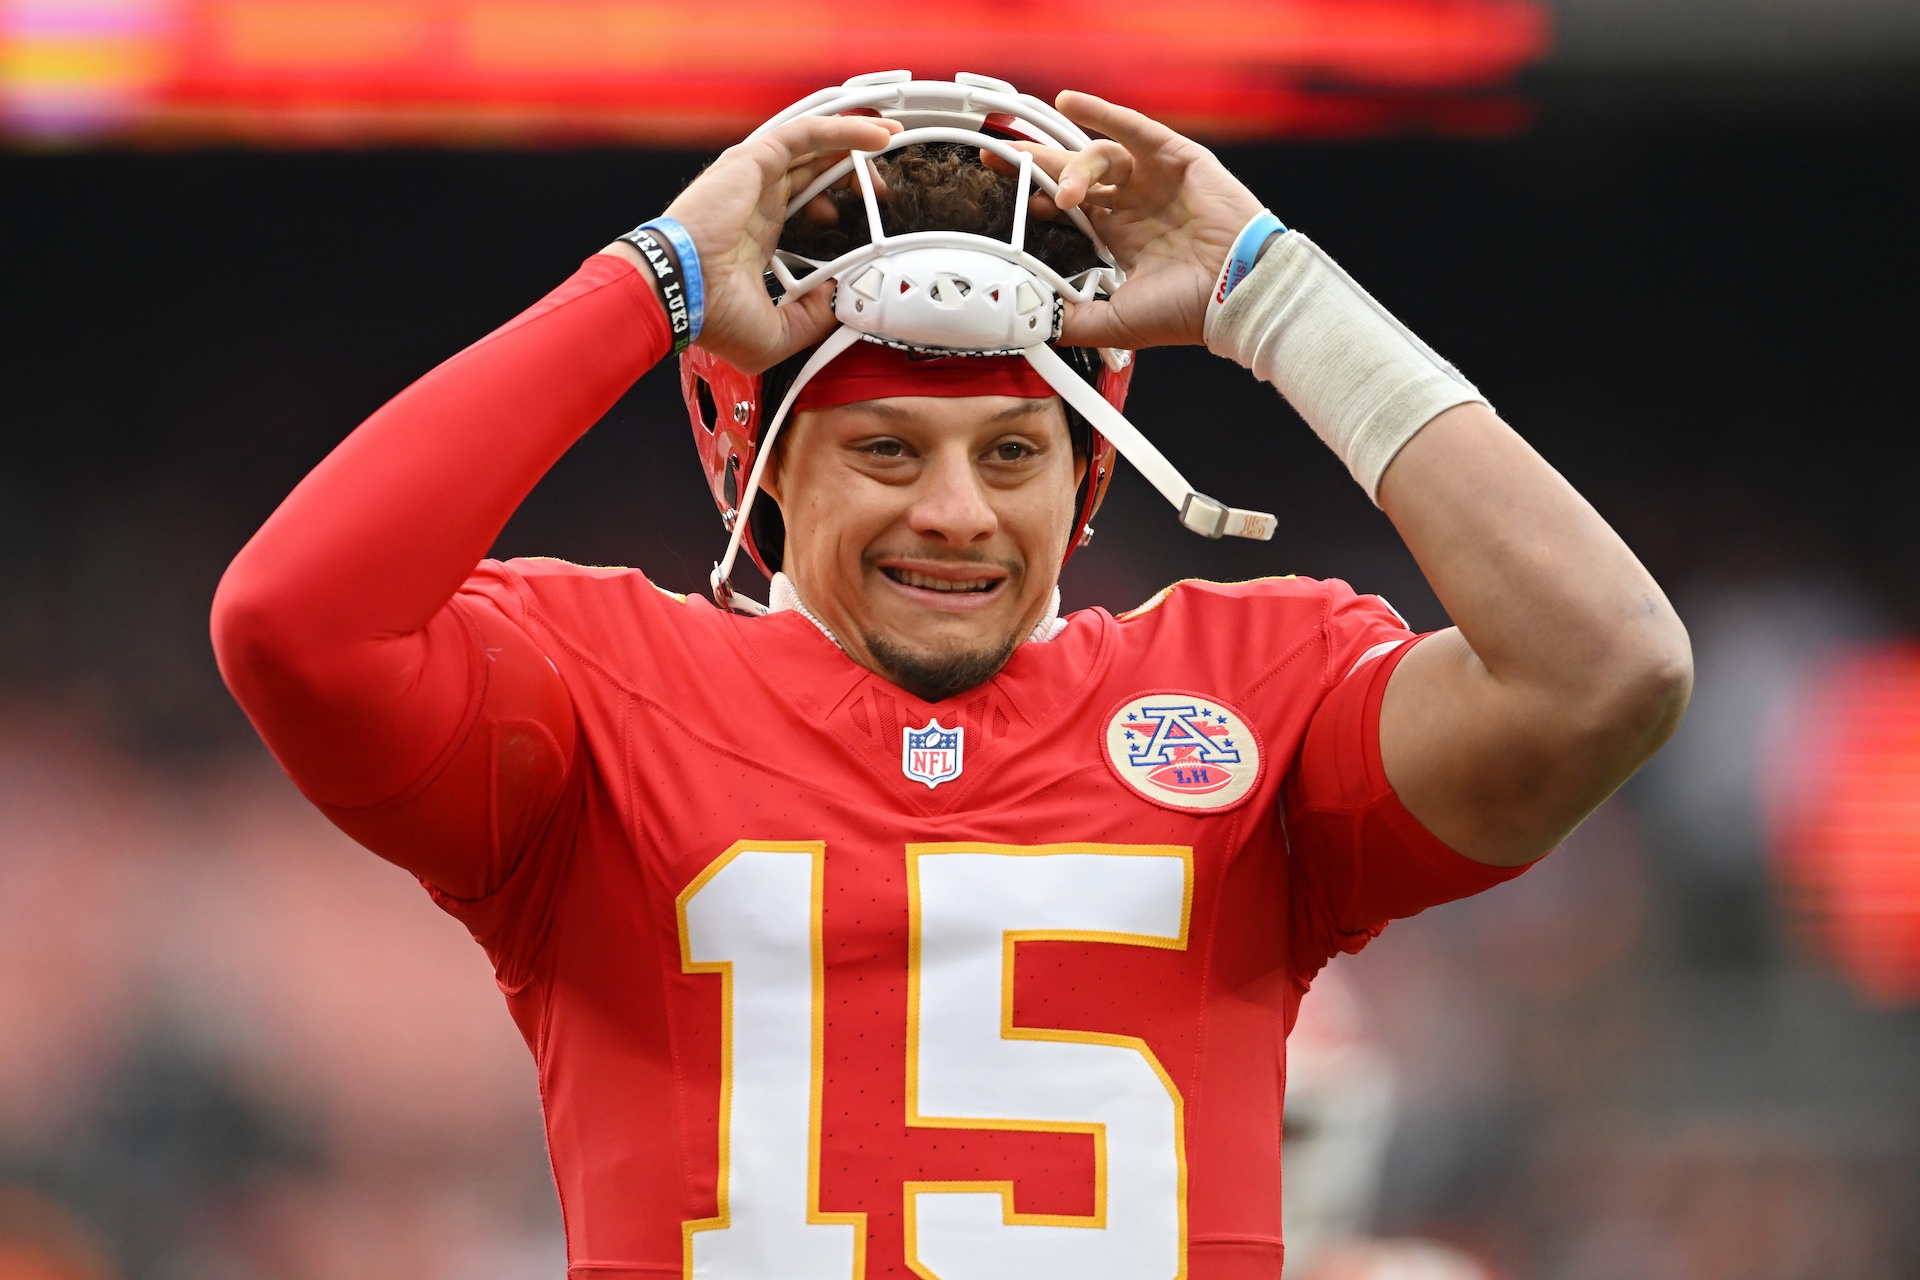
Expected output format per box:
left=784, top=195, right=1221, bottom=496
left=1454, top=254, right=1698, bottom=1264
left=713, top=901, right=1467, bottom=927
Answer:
left=211, top=254, right=670, bottom=898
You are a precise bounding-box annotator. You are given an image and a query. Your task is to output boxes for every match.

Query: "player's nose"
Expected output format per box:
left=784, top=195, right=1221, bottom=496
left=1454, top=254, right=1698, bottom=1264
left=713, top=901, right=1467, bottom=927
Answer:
left=905, top=447, right=998, bottom=546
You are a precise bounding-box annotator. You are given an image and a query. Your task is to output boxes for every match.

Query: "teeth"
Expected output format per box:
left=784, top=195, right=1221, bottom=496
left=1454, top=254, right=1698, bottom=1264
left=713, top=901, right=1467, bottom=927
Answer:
left=890, top=569, right=996, bottom=593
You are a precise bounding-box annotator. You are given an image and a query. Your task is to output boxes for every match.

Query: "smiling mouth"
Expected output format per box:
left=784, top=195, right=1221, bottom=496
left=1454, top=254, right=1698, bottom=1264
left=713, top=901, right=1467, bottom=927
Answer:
left=881, top=567, right=1003, bottom=594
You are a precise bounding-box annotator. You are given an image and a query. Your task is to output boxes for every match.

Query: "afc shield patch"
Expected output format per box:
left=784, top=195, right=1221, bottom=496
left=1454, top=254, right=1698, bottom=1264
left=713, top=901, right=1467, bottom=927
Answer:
left=1103, top=691, right=1263, bottom=813
left=902, top=718, right=965, bottom=790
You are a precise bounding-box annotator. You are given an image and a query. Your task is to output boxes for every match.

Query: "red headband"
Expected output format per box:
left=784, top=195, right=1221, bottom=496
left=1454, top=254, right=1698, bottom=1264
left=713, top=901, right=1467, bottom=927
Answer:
left=791, top=338, right=1056, bottom=411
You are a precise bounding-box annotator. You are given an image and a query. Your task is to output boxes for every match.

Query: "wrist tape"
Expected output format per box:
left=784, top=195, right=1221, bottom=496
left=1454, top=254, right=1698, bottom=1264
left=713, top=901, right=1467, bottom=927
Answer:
left=1204, top=229, right=1487, bottom=502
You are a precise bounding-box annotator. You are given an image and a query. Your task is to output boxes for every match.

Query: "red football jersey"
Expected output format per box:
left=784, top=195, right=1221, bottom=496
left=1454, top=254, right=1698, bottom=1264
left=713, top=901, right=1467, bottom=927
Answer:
left=426, top=560, right=1523, bottom=1280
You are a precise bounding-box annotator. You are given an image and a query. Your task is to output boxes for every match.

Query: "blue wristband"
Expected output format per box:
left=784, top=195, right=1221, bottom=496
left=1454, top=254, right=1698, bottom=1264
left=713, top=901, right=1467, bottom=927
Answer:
left=1215, top=210, right=1287, bottom=306
left=641, top=217, right=704, bottom=343
left=620, top=225, right=691, bottom=351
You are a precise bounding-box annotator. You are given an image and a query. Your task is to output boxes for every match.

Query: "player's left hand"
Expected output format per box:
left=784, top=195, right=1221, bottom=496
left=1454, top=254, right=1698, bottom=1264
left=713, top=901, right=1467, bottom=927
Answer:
left=987, top=92, right=1264, bottom=350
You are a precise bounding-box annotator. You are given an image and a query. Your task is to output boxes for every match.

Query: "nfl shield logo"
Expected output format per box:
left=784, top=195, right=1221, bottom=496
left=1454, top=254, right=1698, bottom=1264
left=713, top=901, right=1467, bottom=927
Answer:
left=902, top=718, right=965, bottom=790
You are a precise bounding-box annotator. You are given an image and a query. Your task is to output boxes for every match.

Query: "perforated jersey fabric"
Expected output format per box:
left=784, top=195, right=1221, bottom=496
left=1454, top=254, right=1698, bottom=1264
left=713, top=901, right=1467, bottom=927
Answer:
left=432, top=566, right=1523, bottom=1278
left=213, top=255, right=1527, bottom=1280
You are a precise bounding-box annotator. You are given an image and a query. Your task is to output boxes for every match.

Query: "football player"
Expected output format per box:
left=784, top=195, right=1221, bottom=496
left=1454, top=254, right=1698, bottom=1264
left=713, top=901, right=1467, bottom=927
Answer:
left=211, top=74, right=1690, bottom=1280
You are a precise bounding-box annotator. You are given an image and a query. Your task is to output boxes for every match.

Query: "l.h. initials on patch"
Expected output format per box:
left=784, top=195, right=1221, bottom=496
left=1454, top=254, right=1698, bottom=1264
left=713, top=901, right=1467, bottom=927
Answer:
left=902, top=718, right=964, bottom=790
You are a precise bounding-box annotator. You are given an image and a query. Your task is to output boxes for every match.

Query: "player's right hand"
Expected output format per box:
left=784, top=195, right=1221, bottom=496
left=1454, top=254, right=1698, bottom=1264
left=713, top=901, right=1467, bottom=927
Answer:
left=661, top=114, right=901, bottom=375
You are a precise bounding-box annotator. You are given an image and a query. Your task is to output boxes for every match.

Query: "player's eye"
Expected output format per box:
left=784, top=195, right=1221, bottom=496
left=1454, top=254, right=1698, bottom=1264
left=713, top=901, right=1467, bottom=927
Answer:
left=991, top=440, right=1036, bottom=463
left=860, top=438, right=908, bottom=458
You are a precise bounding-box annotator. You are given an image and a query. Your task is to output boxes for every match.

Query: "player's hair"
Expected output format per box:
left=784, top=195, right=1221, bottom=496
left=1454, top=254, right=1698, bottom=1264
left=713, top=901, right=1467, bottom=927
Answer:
left=777, top=141, right=1105, bottom=279
left=762, top=140, right=1108, bottom=461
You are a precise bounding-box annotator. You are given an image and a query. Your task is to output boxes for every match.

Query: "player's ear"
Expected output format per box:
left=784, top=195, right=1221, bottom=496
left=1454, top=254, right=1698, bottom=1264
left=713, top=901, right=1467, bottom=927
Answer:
left=760, top=411, right=802, bottom=506
left=1067, top=404, right=1089, bottom=491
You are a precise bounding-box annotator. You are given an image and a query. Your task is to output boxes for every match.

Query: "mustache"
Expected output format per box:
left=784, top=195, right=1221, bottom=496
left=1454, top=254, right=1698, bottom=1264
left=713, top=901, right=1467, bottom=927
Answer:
left=862, top=547, right=1024, bottom=576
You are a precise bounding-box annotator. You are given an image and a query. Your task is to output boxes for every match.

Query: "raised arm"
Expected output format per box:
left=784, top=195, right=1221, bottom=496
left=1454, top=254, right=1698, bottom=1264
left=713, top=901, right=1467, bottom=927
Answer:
left=210, top=254, right=669, bottom=891
left=1027, top=91, right=1690, bottom=868
left=1369, top=404, right=1689, bottom=864
left=212, top=113, right=904, bottom=894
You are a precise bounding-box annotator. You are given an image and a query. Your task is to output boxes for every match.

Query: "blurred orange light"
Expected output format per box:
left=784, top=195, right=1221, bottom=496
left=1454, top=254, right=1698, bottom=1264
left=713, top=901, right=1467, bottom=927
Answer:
left=2, top=0, right=1549, bottom=145
left=1770, top=644, right=1920, bottom=1006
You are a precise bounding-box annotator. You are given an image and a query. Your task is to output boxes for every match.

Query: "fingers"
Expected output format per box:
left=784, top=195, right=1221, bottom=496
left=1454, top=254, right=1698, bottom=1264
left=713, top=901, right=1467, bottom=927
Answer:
left=803, top=192, right=839, bottom=226
left=1055, top=90, right=1183, bottom=157
left=797, top=159, right=889, bottom=226
left=744, top=115, right=901, bottom=184
left=984, top=141, right=1128, bottom=216
left=1055, top=298, right=1135, bottom=351
left=1057, top=297, right=1184, bottom=352
left=769, top=288, right=839, bottom=369
left=984, top=141, right=1070, bottom=182
left=1025, top=191, right=1064, bottom=223
left=1056, top=140, right=1133, bottom=211
left=981, top=146, right=1062, bottom=222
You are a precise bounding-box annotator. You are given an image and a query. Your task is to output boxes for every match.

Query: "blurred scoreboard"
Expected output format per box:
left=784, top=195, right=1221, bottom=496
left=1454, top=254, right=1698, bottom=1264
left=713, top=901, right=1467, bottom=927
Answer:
left=1, top=0, right=1549, bottom=145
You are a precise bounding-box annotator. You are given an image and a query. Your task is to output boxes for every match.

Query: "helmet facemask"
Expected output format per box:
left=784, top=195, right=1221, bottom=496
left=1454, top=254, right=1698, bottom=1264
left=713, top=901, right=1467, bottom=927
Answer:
left=691, top=71, right=1276, bottom=616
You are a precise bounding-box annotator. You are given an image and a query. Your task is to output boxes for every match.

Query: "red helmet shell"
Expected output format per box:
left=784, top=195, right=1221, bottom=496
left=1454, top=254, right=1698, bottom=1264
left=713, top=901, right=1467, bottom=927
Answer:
left=682, top=344, right=1129, bottom=581
left=681, top=346, right=772, bottom=576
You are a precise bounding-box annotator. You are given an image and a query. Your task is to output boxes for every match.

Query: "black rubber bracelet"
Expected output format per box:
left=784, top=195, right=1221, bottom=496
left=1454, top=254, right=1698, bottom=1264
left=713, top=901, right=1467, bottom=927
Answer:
left=619, top=225, right=693, bottom=353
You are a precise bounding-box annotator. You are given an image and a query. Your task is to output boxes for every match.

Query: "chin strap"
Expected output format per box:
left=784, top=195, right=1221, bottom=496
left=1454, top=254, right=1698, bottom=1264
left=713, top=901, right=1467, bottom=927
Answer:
left=1021, top=343, right=1277, bottom=542
left=710, top=325, right=1277, bottom=615
left=711, top=325, right=866, bottom=614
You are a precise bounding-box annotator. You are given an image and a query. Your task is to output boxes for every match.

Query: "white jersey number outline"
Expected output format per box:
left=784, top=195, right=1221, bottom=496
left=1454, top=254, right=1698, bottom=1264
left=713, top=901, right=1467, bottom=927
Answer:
left=906, top=843, right=1193, bottom=1280
left=679, top=841, right=1192, bottom=1280
left=678, top=842, right=866, bottom=1280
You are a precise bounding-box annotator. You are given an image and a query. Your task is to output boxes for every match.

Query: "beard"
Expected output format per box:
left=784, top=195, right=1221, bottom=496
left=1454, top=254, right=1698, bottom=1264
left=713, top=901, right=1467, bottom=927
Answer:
left=862, top=628, right=1023, bottom=703
left=856, top=547, right=1031, bottom=701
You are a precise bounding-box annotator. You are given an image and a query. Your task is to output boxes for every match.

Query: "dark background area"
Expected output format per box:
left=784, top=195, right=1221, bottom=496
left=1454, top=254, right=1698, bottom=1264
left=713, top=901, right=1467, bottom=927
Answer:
left=5, top=63, right=1920, bottom=1280
left=4, top=71, right=1917, bottom=759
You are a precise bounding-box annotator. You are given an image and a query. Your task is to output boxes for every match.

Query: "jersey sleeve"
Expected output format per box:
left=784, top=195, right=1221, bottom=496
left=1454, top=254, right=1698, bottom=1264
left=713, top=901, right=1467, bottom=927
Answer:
left=212, top=253, right=670, bottom=907
left=381, top=570, right=592, bottom=992
left=402, top=555, right=716, bottom=990
left=310, top=581, right=580, bottom=933
left=1283, top=626, right=1529, bottom=989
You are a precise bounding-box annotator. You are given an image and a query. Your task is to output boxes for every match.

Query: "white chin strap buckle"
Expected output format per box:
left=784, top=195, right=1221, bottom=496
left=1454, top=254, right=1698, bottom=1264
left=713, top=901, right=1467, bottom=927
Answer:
left=1180, top=494, right=1279, bottom=541
left=1019, top=338, right=1277, bottom=544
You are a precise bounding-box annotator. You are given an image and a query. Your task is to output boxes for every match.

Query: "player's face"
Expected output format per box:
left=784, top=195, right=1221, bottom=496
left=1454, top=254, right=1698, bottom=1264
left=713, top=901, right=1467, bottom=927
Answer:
left=768, top=395, right=1085, bottom=702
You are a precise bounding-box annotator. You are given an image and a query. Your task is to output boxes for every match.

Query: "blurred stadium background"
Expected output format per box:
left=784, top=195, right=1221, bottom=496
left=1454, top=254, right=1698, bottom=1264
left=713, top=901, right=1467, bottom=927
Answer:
left=4, top=1, right=1920, bottom=1276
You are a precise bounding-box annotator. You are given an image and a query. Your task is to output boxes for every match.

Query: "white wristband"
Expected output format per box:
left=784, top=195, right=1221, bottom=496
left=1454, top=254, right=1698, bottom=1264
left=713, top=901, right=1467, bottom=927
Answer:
left=1203, top=230, right=1488, bottom=502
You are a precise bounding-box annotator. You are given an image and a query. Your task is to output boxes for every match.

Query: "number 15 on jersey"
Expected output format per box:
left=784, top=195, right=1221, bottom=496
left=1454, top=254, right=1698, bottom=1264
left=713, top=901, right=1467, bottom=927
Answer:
left=678, top=841, right=1194, bottom=1280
